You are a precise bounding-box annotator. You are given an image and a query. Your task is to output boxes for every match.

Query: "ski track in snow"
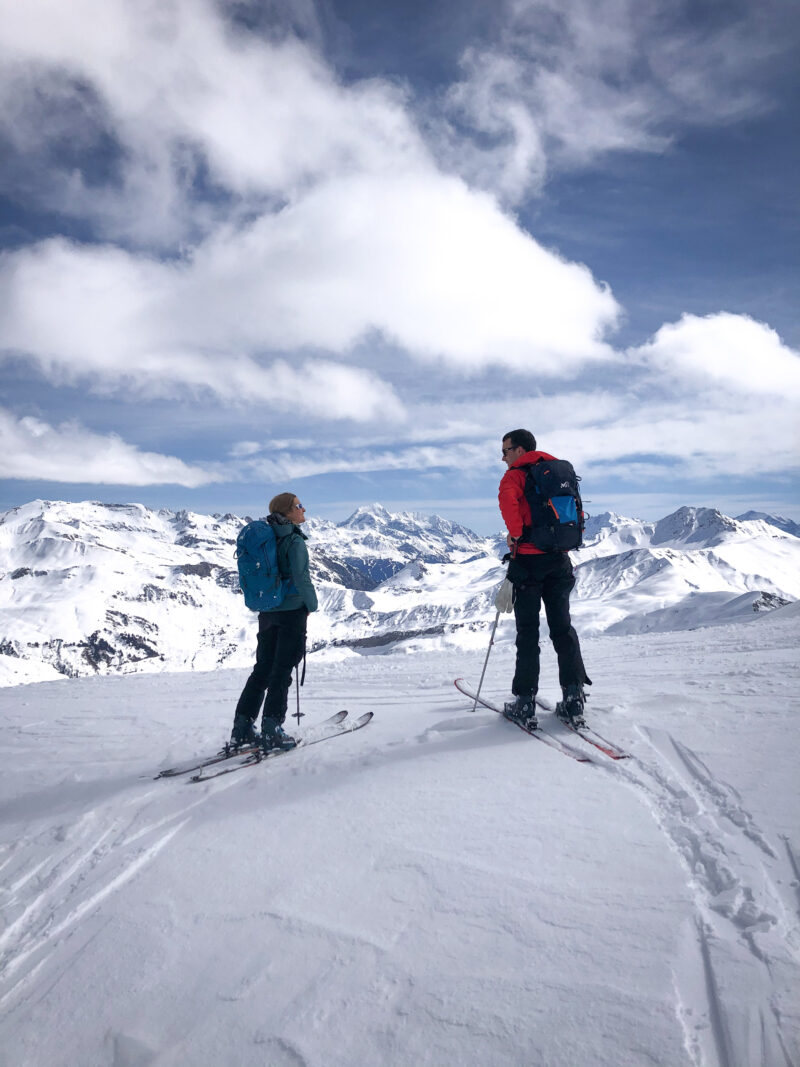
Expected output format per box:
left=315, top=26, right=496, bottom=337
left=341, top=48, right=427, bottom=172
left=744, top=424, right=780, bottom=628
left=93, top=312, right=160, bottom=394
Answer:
left=0, top=790, right=201, bottom=1011
left=591, top=727, right=800, bottom=1067
left=0, top=615, right=799, bottom=1065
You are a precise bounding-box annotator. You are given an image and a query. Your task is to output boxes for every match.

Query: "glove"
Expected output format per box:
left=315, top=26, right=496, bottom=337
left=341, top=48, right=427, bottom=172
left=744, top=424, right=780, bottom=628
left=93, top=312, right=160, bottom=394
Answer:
left=494, top=578, right=515, bottom=613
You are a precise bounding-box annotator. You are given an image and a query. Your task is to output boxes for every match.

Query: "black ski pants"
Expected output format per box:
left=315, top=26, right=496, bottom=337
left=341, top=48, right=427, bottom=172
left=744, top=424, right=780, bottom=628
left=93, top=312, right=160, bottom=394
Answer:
left=507, top=551, right=589, bottom=696
left=234, top=607, right=307, bottom=727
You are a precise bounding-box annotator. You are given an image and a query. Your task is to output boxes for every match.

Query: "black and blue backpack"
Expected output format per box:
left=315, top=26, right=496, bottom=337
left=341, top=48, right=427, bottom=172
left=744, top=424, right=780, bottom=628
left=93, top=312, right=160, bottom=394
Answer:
left=520, top=458, right=585, bottom=551
left=235, top=520, right=297, bottom=611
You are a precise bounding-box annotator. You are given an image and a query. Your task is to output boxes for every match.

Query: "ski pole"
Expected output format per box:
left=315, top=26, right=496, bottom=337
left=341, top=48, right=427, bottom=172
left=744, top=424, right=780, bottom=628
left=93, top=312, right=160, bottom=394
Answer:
left=471, top=610, right=500, bottom=712
left=470, top=543, right=517, bottom=712
left=294, top=639, right=307, bottom=726
left=294, top=665, right=304, bottom=725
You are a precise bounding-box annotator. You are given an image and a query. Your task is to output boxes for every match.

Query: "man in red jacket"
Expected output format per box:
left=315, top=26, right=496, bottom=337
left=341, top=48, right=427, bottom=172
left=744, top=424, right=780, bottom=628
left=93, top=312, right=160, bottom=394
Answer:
left=498, top=428, right=591, bottom=728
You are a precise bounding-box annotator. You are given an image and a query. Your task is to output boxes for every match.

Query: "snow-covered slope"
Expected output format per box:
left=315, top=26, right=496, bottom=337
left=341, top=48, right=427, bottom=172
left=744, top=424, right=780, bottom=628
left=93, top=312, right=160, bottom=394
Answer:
left=737, top=510, right=800, bottom=538
left=0, top=610, right=798, bottom=1066
left=1, top=501, right=798, bottom=685
left=574, top=506, right=800, bottom=635
left=0, top=500, right=500, bottom=685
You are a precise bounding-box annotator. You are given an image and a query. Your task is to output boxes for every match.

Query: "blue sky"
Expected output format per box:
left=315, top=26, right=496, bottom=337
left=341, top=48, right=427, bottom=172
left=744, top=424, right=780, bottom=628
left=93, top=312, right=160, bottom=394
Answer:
left=0, top=0, right=798, bottom=534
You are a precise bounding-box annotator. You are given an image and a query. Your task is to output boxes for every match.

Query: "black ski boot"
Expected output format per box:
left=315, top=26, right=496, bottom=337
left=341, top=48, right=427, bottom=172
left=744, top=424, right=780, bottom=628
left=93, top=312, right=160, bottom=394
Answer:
left=261, top=719, right=298, bottom=753
left=504, top=693, right=538, bottom=729
left=230, top=715, right=259, bottom=748
left=556, top=684, right=586, bottom=728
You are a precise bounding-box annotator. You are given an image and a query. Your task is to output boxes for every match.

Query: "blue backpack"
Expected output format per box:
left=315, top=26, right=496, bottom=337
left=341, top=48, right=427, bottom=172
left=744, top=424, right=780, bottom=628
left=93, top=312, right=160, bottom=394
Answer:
left=235, top=520, right=297, bottom=611
left=520, top=458, right=585, bottom=551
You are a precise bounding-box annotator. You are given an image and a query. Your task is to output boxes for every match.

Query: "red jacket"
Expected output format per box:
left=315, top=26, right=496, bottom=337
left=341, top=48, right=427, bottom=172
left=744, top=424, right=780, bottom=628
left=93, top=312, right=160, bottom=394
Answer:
left=498, top=449, right=558, bottom=555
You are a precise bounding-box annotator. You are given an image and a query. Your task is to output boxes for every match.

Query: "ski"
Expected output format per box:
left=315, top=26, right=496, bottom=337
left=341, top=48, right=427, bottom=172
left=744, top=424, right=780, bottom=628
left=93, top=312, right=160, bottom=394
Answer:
left=154, top=710, right=349, bottom=779
left=454, top=679, right=592, bottom=763
left=536, top=698, right=629, bottom=760
left=189, top=711, right=374, bottom=783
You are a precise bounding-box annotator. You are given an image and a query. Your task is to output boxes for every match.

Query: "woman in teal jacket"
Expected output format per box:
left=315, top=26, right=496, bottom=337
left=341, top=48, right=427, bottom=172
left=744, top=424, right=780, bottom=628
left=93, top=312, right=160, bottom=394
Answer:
left=231, top=492, right=318, bottom=751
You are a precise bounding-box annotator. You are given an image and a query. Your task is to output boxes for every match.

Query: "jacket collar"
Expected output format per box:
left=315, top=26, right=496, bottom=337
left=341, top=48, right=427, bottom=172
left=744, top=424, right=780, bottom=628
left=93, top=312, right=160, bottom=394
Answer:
left=268, top=514, right=307, bottom=540
left=510, top=449, right=556, bottom=469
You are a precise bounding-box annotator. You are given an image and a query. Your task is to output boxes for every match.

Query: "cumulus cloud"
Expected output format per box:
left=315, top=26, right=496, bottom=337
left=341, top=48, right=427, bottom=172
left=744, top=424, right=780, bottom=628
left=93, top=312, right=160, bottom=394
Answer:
left=0, top=0, right=625, bottom=406
left=0, top=237, right=405, bottom=419
left=441, top=0, right=792, bottom=201
left=634, top=312, right=800, bottom=399
left=0, top=173, right=620, bottom=394
left=178, top=171, right=620, bottom=369
left=0, top=409, right=222, bottom=486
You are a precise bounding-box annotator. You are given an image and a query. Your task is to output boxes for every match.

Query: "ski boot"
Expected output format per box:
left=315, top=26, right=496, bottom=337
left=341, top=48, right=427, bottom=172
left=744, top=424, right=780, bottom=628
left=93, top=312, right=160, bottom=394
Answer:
left=229, top=715, right=260, bottom=750
left=556, top=684, right=586, bottom=728
left=261, top=719, right=298, bottom=753
left=504, top=693, right=538, bottom=730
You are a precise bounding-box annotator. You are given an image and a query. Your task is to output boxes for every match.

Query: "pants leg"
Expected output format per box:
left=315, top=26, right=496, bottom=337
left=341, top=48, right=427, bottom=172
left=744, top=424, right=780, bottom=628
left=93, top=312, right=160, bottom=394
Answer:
left=540, top=554, right=589, bottom=687
left=509, top=553, right=589, bottom=694
left=234, top=608, right=307, bottom=728
left=234, top=617, right=279, bottom=725
left=512, top=582, right=543, bottom=696
left=261, top=609, right=308, bottom=726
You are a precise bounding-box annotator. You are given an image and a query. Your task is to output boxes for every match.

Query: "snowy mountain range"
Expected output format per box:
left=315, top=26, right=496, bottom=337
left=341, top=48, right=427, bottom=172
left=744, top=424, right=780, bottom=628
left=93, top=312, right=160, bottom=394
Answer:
left=1, top=499, right=798, bottom=686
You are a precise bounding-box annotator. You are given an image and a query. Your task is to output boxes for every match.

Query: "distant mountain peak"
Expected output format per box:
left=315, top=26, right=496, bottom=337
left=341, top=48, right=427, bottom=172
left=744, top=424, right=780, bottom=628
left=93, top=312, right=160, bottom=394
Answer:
left=737, top=511, right=800, bottom=538
left=651, top=506, right=738, bottom=546
left=342, top=503, right=392, bottom=528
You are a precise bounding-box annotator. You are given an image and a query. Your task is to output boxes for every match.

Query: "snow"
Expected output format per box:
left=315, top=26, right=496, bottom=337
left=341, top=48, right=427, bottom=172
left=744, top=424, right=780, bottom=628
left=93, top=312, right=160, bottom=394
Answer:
left=3, top=499, right=799, bottom=688
left=1, top=609, right=799, bottom=1066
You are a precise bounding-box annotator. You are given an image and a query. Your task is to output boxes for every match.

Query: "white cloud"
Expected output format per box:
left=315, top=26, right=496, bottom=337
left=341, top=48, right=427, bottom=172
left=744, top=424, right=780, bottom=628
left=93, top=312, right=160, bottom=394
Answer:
left=237, top=441, right=497, bottom=482
left=0, top=409, right=222, bottom=486
left=0, top=0, right=625, bottom=404
left=229, top=441, right=263, bottom=458
left=188, top=171, right=620, bottom=369
left=0, top=237, right=405, bottom=420
left=0, top=0, right=428, bottom=245
left=2, top=0, right=789, bottom=228
left=270, top=372, right=799, bottom=490
left=634, top=312, right=800, bottom=399
left=441, top=0, right=789, bottom=201
left=0, top=0, right=796, bottom=510
left=0, top=172, right=620, bottom=396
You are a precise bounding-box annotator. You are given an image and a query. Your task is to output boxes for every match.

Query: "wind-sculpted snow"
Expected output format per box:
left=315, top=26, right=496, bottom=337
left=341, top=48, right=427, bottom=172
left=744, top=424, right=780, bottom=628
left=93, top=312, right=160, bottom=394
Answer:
left=0, top=612, right=798, bottom=1065
left=0, top=500, right=797, bottom=685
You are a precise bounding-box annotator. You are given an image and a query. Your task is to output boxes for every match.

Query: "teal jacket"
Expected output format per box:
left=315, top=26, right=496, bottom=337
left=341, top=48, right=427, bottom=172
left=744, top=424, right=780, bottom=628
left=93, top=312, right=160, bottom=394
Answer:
left=270, top=517, right=318, bottom=613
